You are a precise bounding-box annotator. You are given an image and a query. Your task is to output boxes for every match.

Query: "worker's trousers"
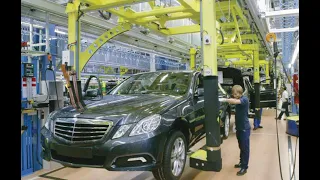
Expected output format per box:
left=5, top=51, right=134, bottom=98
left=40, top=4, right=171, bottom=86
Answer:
left=278, top=101, right=289, bottom=119
left=253, top=108, right=263, bottom=128
left=236, top=129, right=251, bottom=169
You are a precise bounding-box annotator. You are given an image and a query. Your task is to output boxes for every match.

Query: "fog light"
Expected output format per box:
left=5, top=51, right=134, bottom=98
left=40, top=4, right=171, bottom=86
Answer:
left=128, top=157, right=147, bottom=163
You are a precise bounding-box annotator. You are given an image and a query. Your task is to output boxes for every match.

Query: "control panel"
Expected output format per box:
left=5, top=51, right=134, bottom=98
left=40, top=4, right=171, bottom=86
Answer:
left=23, top=63, right=34, bottom=77
left=62, top=50, right=74, bottom=66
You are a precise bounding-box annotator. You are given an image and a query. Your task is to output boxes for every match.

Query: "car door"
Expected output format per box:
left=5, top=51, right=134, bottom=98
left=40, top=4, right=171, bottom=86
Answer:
left=259, top=84, right=277, bottom=108
left=189, top=73, right=205, bottom=140
left=190, top=74, right=228, bottom=144
left=218, top=83, right=229, bottom=118
left=249, top=78, right=277, bottom=109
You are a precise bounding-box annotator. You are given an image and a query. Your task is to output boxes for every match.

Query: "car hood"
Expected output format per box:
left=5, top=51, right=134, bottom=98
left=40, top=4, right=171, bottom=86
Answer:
left=53, top=94, right=183, bottom=125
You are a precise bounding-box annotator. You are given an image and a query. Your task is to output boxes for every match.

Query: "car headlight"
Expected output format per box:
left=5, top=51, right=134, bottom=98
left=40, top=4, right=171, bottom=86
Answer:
left=129, top=114, right=161, bottom=136
left=112, top=124, right=132, bottom=139
left=44, top=111, right=56, bottom=131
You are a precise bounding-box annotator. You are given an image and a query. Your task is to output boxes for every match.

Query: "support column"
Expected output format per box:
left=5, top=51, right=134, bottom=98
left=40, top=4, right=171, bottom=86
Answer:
left=190, top=0, right=222, bottom=172
left=66, top=0, right=81, bottom=78
left=189, top=48, right=197, bottom=70
left=150, top=54, right=156, bottom=72
left=253, top=50, right=261, bottom=119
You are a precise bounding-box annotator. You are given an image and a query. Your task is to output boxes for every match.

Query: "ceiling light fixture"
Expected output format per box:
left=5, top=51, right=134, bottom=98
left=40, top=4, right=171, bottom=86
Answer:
left=21, top=22, right=44, bottom=29
left=55, top=29, right=68, bottom=35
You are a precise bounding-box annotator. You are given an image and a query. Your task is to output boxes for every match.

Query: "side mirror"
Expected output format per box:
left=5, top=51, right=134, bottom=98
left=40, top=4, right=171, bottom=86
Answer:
left=195, top=88, right=204, bottom=97
left=85, top=89, right=100, bottom=97
left=83, top=75, right=103, bottom=100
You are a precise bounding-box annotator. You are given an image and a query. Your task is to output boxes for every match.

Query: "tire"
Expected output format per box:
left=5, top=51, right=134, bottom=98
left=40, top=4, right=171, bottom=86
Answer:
left=222, top=112, right=231, bottom=139
left=152, top=131, right=187, bottom=180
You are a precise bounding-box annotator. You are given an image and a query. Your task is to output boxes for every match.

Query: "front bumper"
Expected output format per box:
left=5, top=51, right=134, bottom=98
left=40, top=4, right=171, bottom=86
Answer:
left=41, top=127, right=168, bottom=171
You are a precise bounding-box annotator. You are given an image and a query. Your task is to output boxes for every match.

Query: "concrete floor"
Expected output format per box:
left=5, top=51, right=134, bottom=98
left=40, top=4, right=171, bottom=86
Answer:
left=22, top=109, right=299, bottom=180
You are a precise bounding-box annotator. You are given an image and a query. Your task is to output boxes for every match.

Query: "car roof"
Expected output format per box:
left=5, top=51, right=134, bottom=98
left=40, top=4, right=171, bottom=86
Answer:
left=133, top=70, right=197, bottom=76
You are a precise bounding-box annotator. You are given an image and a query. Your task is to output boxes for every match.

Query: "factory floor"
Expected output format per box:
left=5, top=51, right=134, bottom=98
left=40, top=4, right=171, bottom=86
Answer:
left=22, top=109, right=299, bottom=180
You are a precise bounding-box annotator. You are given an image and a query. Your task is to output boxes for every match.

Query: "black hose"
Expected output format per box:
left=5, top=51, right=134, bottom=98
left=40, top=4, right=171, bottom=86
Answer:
left=35, top=112, right=43, bottom=167
left=274, top=55, right=284, bottom=180
left=98, top=10, right=112, bottom=20
left=290, top=136, right=299, bottom=180
left=219, top=27, right=224, bottom=45
left=275, top=54, right=299, bottom=180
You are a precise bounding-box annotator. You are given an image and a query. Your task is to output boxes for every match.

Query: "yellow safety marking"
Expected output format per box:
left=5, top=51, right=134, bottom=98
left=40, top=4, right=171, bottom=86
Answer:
left=190, top=149, right=207, bottom=161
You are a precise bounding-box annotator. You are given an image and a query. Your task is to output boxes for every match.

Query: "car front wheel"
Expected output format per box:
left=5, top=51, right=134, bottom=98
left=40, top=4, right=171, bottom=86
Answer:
left=152, top=131, right=187, bottom=180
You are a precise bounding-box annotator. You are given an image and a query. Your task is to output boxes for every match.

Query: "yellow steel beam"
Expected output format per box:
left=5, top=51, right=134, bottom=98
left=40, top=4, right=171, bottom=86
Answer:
left=134, top=6, right=189, bottom=18
left=218, top=51, right=253, bottom=55
left=241, top=44, right=259, bottom=51
left=108, top=8, right=170, bottom=35
left=233, top=5, right=250, bottom=29
left=216, top=0, right=237, bottom=11
left=177, top=0, right=200, bottom=13
left=253, top=51, right=260, bottom=83
left=228, top=60, right=268, bottom=66
left=138, top=12, right=195, bottom=23
left=241, top=34, right=259, bottom=43
left=79, top=23, right=132, bottom=71
left=80, top=0, right=154, bottom=12
left=190, top=48, right=197, bottom=70
left=148, top=1, right=155, bottom=9
left=231, top=7, right=242, bottom=44
left=203, top=0, right=217, bottom=75
left=224, top=55, right=249, bottom=59
left=220, top=22, right=246, bottom=29
left=167, top=25, right=200, bottom=35
left=66, top=1, right=81, bottom=75
left=81, top=0, right=98, bottom=5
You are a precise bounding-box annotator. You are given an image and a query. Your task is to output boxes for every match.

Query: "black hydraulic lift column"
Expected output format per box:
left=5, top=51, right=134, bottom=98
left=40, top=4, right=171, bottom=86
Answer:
left=190, top=0, right=222, bottom=171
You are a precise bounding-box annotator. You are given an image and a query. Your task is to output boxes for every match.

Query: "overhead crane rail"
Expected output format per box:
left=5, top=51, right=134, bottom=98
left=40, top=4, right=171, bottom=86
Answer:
left=65, top=0, right=270, bottom=74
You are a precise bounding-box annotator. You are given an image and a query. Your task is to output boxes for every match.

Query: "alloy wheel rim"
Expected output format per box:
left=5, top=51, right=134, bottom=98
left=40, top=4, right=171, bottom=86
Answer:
left=225, top=114, right=230, bottom=137
left=171, top=137, right=185, bottom=176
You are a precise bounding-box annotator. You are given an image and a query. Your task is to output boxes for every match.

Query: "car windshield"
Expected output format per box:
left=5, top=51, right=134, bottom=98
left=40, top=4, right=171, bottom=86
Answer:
left=109, top=72, right=192, bottom=96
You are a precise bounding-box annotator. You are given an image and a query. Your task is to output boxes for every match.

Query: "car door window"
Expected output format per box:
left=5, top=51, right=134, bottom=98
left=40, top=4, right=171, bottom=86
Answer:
left=245, top=79, right=253, bottom=91
left=193, top=73, right=204, bottom=94
left=218, top=83, right=226, bottom=96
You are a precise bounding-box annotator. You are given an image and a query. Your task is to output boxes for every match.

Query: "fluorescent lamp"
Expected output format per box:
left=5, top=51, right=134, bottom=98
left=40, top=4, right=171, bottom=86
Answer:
left=44, top=37, right=58, bottom=40
left=21, top=22, right=44, bottom=29
left=269, top=26, right=299, bottom=33
left=55, top=29, right=68, bottom=35
left=290, top=40, right=299, bottom=66
left=262, top=9, right=299, bottom=18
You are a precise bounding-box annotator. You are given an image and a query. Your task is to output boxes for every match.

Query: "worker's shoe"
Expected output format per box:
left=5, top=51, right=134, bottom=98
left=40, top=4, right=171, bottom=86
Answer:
left=234, top=163, right=241, bottom=168
left=258, top=126, right=263, bottom=128
left=253, top=127, right=258, bottom=130
left=237, top=169, right=247, bottom=176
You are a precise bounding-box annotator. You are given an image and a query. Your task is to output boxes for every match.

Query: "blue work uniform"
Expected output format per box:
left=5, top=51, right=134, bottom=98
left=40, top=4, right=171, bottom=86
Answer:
left=235, top=96, right=251, bottom=170
left=253, top=108, right=263, bottom=128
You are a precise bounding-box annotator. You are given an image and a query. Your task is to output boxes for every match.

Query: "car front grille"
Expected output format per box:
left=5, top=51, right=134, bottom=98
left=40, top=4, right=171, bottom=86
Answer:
left=54, top=118, right=113, bottom=144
